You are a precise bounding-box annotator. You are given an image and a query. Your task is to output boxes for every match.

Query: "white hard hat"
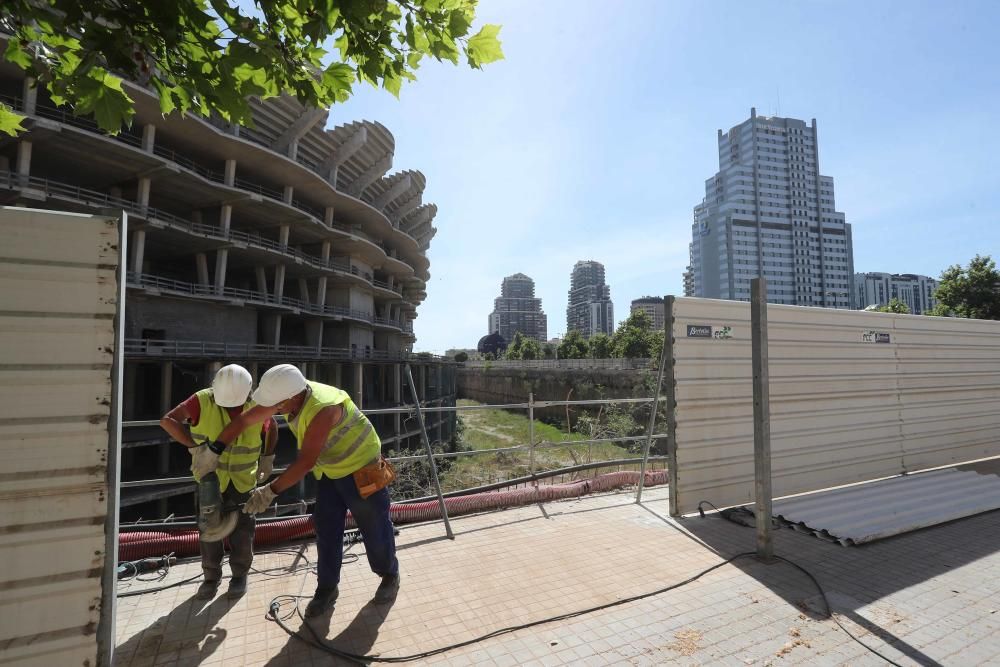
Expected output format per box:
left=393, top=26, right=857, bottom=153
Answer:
left=212, top=364, right=253, bottom=408
left=252, top=364, right=307, bottom=407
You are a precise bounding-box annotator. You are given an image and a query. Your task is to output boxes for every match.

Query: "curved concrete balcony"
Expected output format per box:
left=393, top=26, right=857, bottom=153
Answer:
left=125, top=271, right=408, bottom=330
left=11, top=95, right=430, bottom=282
left=122, top=88, right=433, bottom=279
left=125, top=272, right=406, bottom=331
left=0, top=173, right=417, bottom=309
left=124, top=338, right=424, bottom=362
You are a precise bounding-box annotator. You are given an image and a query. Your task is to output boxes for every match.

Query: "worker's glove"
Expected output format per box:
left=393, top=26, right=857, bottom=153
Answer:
left=257, top=454, right=276, bottom=483
left=190, top=444, right=221, bottom=479
left=243, top=484, right=277, bottom=515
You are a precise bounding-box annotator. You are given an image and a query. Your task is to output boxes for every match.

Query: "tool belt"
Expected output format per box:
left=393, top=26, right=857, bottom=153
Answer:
left=353, top=456, right=396, bottom=499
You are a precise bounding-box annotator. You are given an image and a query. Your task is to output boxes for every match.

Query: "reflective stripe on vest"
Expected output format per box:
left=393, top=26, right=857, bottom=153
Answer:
left=189, top=389, right=262, bottom=493
left=289, top=381, right=380, bottom=480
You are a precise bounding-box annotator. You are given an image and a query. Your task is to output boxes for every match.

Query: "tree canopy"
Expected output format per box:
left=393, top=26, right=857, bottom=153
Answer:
left=588, top=332, right=613, bottom=359
left=557, top=330, right=589, bottom=359
left=874, top=298, right=911, bottom=314
left=930, top=255, right=1000, bottom=320
left=504, top=331, right=541, bottom=360
left=0, top=0, right=503, bottom=135
left=611, top=310, right=658, bottom=359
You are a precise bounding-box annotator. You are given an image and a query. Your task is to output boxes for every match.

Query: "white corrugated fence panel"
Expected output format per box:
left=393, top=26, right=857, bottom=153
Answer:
left=0, top=207, right=123, bottom=666
left=668, top=297, right=1000, bottom=516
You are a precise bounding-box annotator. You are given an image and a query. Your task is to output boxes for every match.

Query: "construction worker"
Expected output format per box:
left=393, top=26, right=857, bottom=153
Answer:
left=160, top=364, right=278, bottom=599
left=192, top=363, right=399, bottom=617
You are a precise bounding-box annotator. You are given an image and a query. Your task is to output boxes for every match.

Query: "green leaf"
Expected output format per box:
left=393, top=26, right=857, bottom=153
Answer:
left=448, top=8, right=473, bottom=37
left=0, top=104, right=26, bottom=137
left=150, top=78, right=176, bottom=115
left=4, top=40, right=34, bottom=69
left=323, top=62, right=355, bottom=90
left=383, top=72, right=402, bottom=98
left=466, top=24, right=503, bottom=67
left=74, top=71, right=135, bottom=134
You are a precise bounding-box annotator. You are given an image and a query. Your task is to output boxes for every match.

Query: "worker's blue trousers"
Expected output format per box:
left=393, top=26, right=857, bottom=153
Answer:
left=313, top=474, right=398, bottom=590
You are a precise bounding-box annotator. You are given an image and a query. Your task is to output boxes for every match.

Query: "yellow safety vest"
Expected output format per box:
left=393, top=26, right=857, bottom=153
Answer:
left=190, top=389, right=263, bottom=493
left=288, top=381, right=381, bottom=480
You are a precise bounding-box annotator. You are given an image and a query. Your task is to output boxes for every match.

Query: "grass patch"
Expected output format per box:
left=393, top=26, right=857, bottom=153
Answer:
left=436, top=399, right=634, bottom=491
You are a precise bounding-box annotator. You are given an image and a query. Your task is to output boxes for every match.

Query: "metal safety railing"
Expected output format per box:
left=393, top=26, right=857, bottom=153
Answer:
left=463, top=358, right=655, bottom=370
left=2, top=93, right=428, bottom=255
left=125, top=272, right=406, bottom=329
left=120, top=391, right=668, bottom=507
left=0, top=168, right=409, bottom=298
left=122, top=338, right=434, bottom=362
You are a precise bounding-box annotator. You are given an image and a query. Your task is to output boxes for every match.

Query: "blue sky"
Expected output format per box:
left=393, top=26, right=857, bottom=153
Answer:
left=327, top=0, right=1000, bottom=354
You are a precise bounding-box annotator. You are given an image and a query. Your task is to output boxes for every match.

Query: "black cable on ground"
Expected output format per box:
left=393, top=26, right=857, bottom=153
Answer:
left=267, top=538, right=903, bottom=665
left=770, top=555, right=902, bottom=667
left=698, top=501, right=903, bottom=667
left=117, top=539, right=354, bottom=597
left=268, top=553, right=753, bottom=664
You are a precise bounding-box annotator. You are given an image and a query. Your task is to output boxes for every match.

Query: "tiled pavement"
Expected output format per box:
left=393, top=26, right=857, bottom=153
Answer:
left=115, top=486, right=1000, bottom=665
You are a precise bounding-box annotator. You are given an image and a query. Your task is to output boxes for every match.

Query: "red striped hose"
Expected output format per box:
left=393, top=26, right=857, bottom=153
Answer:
left=118, top=470, right=668, bottom=561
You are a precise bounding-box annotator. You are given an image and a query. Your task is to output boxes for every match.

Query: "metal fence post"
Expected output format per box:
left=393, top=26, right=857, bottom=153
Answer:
left=751, top=278, right=773, bottom=561
left=636, top=295, right=670, bottom=504
left=404, top=364, right=454, bottom=540
left=528, top=392, right=536, bottom=480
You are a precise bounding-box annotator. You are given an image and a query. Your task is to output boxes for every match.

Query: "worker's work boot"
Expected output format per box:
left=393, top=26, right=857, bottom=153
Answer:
left=196, top=580, right=219, bottom=600
left=227, top=576, right=247, bottom=598
left=373, top=574, right=400, bottom=604
left=304, top=586, right=338, bottom=618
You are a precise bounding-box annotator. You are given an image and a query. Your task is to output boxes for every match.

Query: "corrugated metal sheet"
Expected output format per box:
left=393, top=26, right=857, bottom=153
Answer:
left=667, top=297, right=1000, bottom=516
left=773, top=458, right=1000, bottom=545
left=0, top=207, right=124, bottom=666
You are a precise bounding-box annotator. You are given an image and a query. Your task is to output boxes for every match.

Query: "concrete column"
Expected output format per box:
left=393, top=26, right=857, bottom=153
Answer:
left=219, top=204, right=232, bottom=235
left=196, top=253, right=210, bottom=286
left=130, top=230, right=146, bottom=274
left=207, top=361, right=222, bottom=376
left=137, top=177, right=151, bottom=213
left=333, top=363, right=342, bottom=388
left=270, top=315, right=282, bottom=346
left=22, top=77, right=37, bottom=115
left=298, top=278, right=311, bottom=304
left=324, top=207, right=335, bottom=228
left=316, top=274, right=328, bottom=304
left=224, top=159, right=236, bottom=187
left=279, top=224, right=290, bottom=250
left=393, top=363, right=402, bottom=439
left=159, top=362, right=174, bottom=415
left=353, top=363, right=364, bottom=409
left=317, top=239, right=331, bottom=310
left=249, top=363, right=260, bottom=383
left=274, top=265, right=286, bottom=300
left=16, top=140, right=31, bottom=183
left=419, top=365, right=427, bottom=401
left=255, top=266, right=268, bottom=295
left=283, top=186, right=294, bottom=205
left=142, top=124, right=156, bottom=153
left=214, top=250, right=228, bottom=292
left=288, top=140, right=299, bottom=161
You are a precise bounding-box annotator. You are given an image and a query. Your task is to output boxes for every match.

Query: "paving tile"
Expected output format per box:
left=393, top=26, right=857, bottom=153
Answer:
left=114, top=487, right=1000, bottom=666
